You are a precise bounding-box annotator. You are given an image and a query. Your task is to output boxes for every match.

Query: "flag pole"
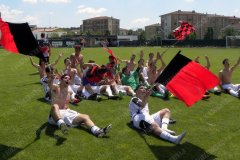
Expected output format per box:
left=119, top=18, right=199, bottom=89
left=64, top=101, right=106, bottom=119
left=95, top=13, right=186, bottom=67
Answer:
left=161, top=40, right=180, bottom=57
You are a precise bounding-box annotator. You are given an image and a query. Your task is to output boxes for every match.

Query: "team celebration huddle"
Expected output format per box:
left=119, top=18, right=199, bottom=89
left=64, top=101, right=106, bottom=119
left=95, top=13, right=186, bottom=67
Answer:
left=1, top=2, right=240, bottom=157
left=28, top=37, right=240, bottom=145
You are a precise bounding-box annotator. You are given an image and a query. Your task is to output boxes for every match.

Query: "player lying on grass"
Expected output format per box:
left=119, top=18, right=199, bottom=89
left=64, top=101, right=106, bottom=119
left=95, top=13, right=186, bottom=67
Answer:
left=129, top=84, right=186, bottom=144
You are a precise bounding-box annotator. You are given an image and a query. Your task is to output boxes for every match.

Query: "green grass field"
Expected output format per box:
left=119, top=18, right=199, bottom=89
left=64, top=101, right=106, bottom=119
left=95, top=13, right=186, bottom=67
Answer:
left=0, top=47, right=239, bottom=160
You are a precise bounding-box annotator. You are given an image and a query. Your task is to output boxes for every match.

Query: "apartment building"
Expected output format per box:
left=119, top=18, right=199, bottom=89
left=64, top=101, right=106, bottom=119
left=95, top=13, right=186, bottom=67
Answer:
left=82, top=16, right=120, bottom=35
left=160, top=10, right=240, bottom=39
left=145, top=23, right=161, bottom=40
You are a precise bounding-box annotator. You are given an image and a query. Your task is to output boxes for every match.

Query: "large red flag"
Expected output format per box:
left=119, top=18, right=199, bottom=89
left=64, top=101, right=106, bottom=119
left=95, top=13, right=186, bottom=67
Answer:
left=0, top=18, right=45, bottom=60
left=155, top=51, right=219, bottom=107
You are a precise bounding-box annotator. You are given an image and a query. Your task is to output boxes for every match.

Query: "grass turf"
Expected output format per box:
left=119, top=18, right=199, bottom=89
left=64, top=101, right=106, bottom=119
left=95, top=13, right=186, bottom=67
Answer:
left=0, top=47, right=240, bottom=160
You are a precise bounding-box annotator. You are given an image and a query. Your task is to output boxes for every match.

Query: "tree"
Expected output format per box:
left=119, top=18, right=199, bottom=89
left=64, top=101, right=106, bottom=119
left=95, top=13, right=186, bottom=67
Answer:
left=66, top=31, right=75, bottom=37
left=168, top=33, right=174, bottom=39
left=127, top=29, right=133, bottom=35
left=223, top=27, right=238, bottom=38
left=204, top=27, right=214, bottom=40
left=50, top=32, right=59, bottom=38
left=188, top=32, right=196, bottom=40
left=138, top=30, right=146, bottom=44
left=105, top=30, right=111, bottom=36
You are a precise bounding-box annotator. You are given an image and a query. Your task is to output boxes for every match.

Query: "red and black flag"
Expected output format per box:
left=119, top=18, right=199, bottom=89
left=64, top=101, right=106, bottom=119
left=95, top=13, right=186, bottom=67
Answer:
left=173, top=21, right=195, bottom=40
left=0, top=18, right=45, bottom=60
left=155, top=51, right=219, bottom=107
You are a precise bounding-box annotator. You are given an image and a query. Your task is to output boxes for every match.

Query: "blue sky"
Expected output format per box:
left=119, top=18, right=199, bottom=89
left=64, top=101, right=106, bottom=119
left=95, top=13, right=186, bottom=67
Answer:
left=0, top=0, right=240, bottom=29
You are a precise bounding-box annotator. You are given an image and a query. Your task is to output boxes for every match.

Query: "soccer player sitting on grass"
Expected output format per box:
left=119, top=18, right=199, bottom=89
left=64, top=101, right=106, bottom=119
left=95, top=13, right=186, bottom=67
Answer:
left=129, top=84, right=186, bottom=144
left=219, top=57, right=240, bottom=98
left=48, top=74, right=112, bottom=137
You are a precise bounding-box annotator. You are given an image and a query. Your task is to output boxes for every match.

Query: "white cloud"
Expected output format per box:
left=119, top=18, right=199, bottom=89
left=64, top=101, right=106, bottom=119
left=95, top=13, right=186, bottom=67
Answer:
left=22, top=15, right=40, bottom=24
left=45, top=0, right=71, bottom=3
left=76, top=5, right=107, bottom=15
left=0, top=4, right=23, bottom=21
left=22, top=0, right=38, bottom=4
left=183, top=0, right=195, bottom=2
left=233, top=9, right=240, bottom=17
left=131, top=17, right=150, bottom=24
left=0, top=5, right=39, bottom=25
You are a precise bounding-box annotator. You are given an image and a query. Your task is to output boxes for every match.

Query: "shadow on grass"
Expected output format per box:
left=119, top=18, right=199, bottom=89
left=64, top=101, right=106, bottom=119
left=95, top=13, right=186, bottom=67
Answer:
left=37, top=98, right=50, bottom=105
left=29, top=72, right=39, bottom=76
left=16, top=82, right=41, bottom=87
left=126, top=123, right=217, bottom=160
left=35, top=122, right=67, bottom=146
left=0, top=135, right=39, bottom=159
left=0, top=144, right=22, bottom=160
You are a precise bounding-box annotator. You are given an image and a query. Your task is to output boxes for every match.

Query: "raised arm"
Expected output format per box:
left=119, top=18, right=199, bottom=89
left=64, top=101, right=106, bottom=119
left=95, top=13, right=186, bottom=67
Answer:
left=82, top=63, right=100, bottom=68
left=218, top=71, right=223, bottom=85
left=204, top=55, right=210, bottom=69
left=230, top=57, right=240, bottom=72
left=139, top=88, right=152, bottom=109
left=117, top=58, right=129, bottom=63
left=29, top=56, right=40, bottom=68
left=50, top=53, right=63, bottom=67
left=156, top=52, right=166, bottom=73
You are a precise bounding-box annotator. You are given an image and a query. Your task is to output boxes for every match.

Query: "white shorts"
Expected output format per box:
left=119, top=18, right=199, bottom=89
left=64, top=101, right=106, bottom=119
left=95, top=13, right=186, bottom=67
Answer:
left=116, top=85, right=127, bottom=95
left=48, top=109, right=79, bottom=127
left=132, top=111, right=161, bottom=130
left=91, top=86, right=101, bottom=94
left=222, top=83, right=240, bottom=91
left=40, top=77, right=49, bottom=94
left=70, top=84, right=81, bottom=93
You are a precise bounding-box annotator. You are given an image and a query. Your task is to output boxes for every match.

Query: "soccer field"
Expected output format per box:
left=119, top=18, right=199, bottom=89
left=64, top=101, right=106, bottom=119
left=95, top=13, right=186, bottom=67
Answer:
left=0, top=47, right=239, bottom=160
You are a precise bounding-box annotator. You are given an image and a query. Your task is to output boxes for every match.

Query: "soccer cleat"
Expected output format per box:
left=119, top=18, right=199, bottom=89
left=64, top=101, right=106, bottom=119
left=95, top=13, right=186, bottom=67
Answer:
left=214, top=90, right=222, bottom=95
left=202, top=94, right=210, bottom=100
left=174, top=131, right=186, bottom=144
left=96, top=95, right=102, bottom=102
left=95, top=124, right=112, bottom=138
left=169, top=118, right=177, bottom=124
left=60, top=123, right=68, bottom=135
left=88, top=93, right=98, bottom=100
left=108, top=95, right=119, bottom=100
left=163, top=90, right=170, bottom=99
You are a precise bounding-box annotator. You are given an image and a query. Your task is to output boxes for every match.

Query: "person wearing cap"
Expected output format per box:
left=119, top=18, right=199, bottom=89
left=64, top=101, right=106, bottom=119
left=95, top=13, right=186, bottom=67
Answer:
left=129, top=84, right=186, bottom=144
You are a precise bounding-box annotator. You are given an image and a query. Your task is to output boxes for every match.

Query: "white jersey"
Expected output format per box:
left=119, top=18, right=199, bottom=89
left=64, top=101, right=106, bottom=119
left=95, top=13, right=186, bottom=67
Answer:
left=74, top=75, right=82, bottom=85
left=129, top=97, right=162, bottom=129
left=129, top=97, right=149, bottom=120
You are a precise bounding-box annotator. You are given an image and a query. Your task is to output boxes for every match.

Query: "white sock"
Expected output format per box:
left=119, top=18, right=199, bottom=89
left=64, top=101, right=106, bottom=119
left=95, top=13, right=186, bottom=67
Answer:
left=82, top=88, right=91, bottom=98
left=229, top=89, right=239, bottom=97
left=57, top=119, right=65, bottom=128
left=106, top=86, right=113, bottom=96
left=90, top=126, right=100, bottom=134
left=161, top=118, right=169, bottom=129
left=160, top=131, right=178, bottom=143
left=213, top=86, right=219, bottom=92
